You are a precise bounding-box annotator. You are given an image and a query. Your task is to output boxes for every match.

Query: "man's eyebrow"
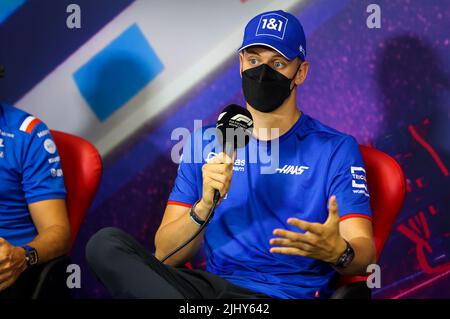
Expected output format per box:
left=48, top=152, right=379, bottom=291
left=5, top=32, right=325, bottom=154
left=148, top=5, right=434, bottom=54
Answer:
left=244, top=49, right=289, bottom=61
left=244, top=48, right=261, bottom=56
left=272, top=53, right=289, bottom=61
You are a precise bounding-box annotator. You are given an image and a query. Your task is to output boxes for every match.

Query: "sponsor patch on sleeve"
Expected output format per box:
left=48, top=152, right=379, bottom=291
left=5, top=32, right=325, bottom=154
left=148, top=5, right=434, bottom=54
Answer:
left=19, top=116, right=41, bottom=134
left=351, top=166, right=370, bottom=197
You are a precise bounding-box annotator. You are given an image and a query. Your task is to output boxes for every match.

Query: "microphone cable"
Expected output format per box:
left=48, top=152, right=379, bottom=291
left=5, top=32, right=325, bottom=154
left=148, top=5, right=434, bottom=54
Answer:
left=160, top=195, right=219, bottom=264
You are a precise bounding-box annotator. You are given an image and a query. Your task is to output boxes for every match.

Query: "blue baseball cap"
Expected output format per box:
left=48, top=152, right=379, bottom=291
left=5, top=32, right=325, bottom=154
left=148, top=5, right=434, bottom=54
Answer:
left=238, top=10, right=306, bottom=61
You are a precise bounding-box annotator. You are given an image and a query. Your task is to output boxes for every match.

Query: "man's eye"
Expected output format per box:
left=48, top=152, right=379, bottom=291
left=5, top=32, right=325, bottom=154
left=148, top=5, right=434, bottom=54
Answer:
left=274, top=61, right=285, bottom=68
left=250, top=58, right=259, bottom=65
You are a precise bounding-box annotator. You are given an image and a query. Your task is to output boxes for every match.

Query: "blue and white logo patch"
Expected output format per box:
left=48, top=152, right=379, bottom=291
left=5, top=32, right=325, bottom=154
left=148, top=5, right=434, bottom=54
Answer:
left=351, top=166, right=370, bottom=197
left=256, top=13, right=288, bottom=40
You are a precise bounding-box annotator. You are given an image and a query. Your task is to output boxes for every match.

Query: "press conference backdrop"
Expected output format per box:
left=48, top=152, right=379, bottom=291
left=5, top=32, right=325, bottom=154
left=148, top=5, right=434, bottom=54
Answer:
left=0, top=0, right=449, bottom=298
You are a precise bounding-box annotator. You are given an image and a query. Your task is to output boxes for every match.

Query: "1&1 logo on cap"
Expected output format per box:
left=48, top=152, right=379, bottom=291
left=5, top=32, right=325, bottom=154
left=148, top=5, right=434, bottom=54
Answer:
left=256, top=13, right=288, bottom=40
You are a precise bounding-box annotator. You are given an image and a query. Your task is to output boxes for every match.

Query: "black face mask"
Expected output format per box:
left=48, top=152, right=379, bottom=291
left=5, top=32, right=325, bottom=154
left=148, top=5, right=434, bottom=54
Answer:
left=242, top=63, right=299, bottom=113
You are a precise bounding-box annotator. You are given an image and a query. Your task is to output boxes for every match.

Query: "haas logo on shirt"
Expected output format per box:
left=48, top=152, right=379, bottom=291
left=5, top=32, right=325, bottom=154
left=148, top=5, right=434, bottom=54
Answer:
left=275, top=165, right=309, bottom=175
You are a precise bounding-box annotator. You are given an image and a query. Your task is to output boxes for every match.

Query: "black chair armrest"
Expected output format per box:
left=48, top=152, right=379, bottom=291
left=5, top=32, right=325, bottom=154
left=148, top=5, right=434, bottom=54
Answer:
left=31, top=255, right=72, bottom=299
left=330, top=281, right=371, bottom=299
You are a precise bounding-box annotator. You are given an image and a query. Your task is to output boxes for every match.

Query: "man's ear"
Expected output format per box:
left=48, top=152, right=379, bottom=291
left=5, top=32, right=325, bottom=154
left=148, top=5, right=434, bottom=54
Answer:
left=239, top=53, right=244, bottom=78
left=295, top=60, right=309, bottom=86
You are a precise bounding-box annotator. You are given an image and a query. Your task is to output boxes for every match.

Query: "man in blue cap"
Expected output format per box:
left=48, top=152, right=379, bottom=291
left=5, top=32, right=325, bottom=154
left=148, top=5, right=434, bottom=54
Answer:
left=87, top=10, right=375, bottom=299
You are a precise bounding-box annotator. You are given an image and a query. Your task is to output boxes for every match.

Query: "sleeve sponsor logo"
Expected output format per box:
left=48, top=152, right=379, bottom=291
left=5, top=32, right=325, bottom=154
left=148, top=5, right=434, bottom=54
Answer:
left=44, top=138, right=57, bottom=154
left=48, top=156, right=60, bottom=164
left=37, top=129, right=50, bottom=138
left=50, top=168, right=64, bottom=178
left=19, top=116, right=41, bottom=133
left=351, top=166, right=370, bottom=197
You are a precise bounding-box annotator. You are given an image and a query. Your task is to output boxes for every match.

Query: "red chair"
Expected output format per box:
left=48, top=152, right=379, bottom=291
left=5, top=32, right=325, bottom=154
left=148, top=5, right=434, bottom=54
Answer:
left=331, top=145, right=406, bottom=298
left=32, top=131, right=102, bottom=299
left=51, top=131, right=103, bottom=250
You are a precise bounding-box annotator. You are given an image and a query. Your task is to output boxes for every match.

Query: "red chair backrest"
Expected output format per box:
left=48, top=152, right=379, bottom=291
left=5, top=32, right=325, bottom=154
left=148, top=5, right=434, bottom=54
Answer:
left=360, top=145, right=406, bottom=259
left=51, top=130, right=102, bottom=251
left=340, top=145, right=406, bottom=285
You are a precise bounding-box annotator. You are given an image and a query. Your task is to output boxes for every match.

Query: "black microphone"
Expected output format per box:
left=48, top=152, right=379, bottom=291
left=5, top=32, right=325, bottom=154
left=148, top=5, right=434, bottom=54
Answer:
left=213, top=104, right=253, bottom=203
left=160, top=105, right=253, bottom=263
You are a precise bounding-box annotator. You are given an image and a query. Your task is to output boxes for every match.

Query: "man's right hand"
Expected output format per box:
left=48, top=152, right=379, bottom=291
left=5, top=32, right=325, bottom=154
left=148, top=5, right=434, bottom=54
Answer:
left=195, top=152, right=235, bottom=220
left=0, top=238, right=27, bottom=292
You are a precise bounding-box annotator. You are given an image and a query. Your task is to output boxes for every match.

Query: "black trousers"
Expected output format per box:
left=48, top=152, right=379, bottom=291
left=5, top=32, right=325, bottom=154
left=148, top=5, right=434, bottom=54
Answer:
left=86, top=227, right=272, bottom=299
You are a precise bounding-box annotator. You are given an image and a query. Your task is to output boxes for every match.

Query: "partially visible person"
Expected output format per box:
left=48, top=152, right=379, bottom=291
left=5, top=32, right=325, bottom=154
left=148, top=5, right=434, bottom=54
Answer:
left=0, top=102, right=70, bottom=299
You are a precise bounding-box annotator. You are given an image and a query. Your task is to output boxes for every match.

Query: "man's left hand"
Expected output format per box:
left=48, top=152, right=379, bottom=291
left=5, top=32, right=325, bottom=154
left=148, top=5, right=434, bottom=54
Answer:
left=0, top=238, right=27, bottom=292
left=269, top=195, right=347, bottom=264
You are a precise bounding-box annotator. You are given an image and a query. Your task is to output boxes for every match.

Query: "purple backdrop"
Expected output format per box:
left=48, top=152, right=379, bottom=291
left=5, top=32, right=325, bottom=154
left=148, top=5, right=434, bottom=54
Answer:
left=72, top=0, right=450, bottom=298
left=2, top=0, right=449, bottom=298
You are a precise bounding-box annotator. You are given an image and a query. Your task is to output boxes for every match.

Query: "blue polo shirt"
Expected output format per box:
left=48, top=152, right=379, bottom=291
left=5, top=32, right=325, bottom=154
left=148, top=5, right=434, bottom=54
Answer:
left=0, top=103, right=66, bottom=247
left=168, top=112, right=371, bottom=299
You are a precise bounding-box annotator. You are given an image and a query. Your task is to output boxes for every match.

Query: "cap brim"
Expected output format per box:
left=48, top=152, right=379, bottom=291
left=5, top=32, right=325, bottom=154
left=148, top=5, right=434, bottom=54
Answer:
left=238, top=39, right=299, bottom=60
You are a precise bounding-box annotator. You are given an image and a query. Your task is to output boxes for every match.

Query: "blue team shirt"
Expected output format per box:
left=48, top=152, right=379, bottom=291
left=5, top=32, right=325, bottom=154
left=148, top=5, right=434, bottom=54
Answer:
left=0, top=103, right=66, bottom=247
left=168, top=112, right=372, bottom=299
